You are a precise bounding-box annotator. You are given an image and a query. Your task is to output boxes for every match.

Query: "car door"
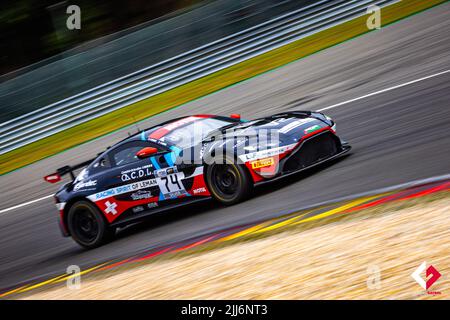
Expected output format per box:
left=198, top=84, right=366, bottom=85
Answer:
left=107, top=140, right=194, bottom=203
left=149, top=145, right=193, bottom=201
left=87, top=140, right=167, bottom=220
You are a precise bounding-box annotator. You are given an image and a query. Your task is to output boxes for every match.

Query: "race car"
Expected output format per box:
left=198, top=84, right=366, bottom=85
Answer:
left=45, top=111, right=351, bottom=248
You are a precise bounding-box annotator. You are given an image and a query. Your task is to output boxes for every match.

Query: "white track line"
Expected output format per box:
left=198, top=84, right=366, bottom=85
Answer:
left=0, top=195, right=53, bottom=215
left=1, top=69, right=450, bottom=215
left=317, top=69, right=450, bottom=112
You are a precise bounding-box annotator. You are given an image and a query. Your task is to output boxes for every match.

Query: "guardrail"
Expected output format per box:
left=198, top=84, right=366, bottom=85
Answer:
left=0, top=0, right=396, bottom=154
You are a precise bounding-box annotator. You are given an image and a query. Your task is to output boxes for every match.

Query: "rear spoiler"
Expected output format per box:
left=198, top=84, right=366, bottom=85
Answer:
left=44, top=158, right=95, bottom=184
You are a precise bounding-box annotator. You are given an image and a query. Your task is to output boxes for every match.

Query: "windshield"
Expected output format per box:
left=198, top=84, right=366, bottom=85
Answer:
left=160, top=118, right=233, bottom=148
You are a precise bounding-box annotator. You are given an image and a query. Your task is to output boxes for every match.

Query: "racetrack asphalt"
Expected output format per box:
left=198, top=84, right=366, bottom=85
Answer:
left=0, top=3, right=449, bottom=290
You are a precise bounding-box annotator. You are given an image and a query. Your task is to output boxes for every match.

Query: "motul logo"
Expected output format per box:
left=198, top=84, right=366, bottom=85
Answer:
left=411, top=262, right=441, bottom=294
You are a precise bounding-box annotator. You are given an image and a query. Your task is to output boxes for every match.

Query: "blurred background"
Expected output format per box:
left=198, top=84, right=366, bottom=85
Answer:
left=0, top=0, right=312, bottom=122
left=1, top=0, right=201, bottom=75
left=0, top=0, right=449, bottom=299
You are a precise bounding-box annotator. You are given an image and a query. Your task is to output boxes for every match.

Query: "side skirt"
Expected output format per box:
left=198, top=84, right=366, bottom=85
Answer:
left=110, top=197, right=212, bottom=228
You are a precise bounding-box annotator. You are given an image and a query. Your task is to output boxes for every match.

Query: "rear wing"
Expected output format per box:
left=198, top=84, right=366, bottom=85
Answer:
left=44, top=158, right=95, bottom=184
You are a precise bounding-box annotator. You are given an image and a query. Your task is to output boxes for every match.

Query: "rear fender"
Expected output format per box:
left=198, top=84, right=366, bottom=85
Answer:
left=61, top=196, right=104, bottom=236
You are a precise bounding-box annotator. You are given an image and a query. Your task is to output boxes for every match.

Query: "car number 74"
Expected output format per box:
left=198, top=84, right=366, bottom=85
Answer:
left=157, top=172, right=185, bottom=196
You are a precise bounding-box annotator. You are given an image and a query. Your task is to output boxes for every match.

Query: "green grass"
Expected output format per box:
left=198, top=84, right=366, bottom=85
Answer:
left=0, top=0, right=447, bottom=175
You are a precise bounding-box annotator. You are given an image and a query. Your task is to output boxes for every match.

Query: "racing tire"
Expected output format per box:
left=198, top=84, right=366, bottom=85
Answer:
left=67, top=201, right=115, bottom=249
left=205, top=162, right=253, bottom=205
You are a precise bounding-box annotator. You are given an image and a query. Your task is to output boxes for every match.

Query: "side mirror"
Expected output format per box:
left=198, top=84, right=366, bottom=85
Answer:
left=230, top=113, right=241, bottom=120
left=136, top=147, right=158, bottom=159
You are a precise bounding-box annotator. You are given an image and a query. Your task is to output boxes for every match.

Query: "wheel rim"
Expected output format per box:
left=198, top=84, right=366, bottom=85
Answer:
left=72, top=206, right=99, bottom=243
left=212, top=165, right=239, bottom=197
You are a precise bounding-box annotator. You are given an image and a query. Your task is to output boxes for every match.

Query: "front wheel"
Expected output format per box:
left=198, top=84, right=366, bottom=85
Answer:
left=67, top=201, right=115, bottom=249
left=205, top=163, right=253, bottom=205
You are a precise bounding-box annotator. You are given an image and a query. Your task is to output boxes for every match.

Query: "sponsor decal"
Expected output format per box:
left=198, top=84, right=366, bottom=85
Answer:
left=88, top=178, right=158, bottom=201
left=240, top=143, right=296, bottom=162
left=130, top=190, right=152, bottom=200
left=154, top=166, right=178, bottom=178
left=251, top=157, right=275, bottom=169
left=121, top=164, right=153, bottom=182
left=193, top=187, right=207, bottom=194
left=304, top=124, right=322, bottom=134
left=132, top=206, right=144, bottom=213
left=157, top=172, right=186, bottom=199
left=162, top=190, right=185, bottom=199
left=104, top=201, right=118, bottom=215
left=74, top=168, right=88, bottom=183
left=147, top=202, right=158, bottom=209
left=148, top=138, right=167, bottom=146
left=73, top=179, right=97, bottom=191
left=411, top=262, right=442, bottom=295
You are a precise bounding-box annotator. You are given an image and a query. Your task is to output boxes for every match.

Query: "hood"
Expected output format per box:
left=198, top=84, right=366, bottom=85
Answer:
left=216, top=113, right=332, bottom=147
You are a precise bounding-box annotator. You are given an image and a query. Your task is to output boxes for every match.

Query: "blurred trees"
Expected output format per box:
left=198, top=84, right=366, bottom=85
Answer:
left=0, top=0, right=201, bottom=75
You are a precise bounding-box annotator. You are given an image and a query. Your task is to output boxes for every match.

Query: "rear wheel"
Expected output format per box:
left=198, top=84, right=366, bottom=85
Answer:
left=206, top=162, right=253, bottom=205
left=67, top=201, right=114, bottom=249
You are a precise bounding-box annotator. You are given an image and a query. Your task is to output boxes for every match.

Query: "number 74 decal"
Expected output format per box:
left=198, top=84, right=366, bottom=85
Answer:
left=157, top=172, right=186, bottom=199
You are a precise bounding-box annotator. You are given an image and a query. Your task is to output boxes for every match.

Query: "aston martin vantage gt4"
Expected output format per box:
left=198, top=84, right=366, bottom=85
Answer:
left=45, top=111, right=351, bottom=248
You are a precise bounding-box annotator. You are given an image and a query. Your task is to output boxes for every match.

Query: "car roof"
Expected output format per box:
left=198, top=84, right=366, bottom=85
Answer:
left=113, top=114, right=218, bottom=147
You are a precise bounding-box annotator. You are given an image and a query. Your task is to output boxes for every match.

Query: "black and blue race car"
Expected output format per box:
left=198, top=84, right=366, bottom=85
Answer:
left=45, top=111, right=351, bottom=248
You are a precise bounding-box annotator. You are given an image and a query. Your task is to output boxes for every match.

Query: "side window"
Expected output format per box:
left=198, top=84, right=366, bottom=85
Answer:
left=108, top=141, right=166, bottom=167
left=93, top=156, right=110, bottom=169
left=87, top=154, right=111, bottom=174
